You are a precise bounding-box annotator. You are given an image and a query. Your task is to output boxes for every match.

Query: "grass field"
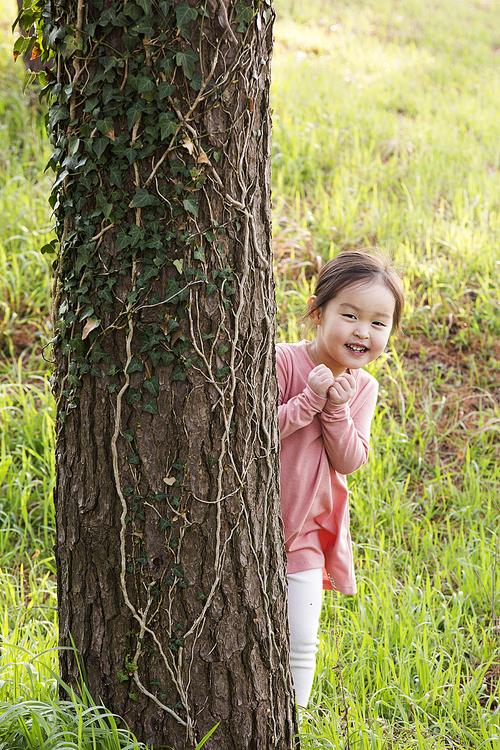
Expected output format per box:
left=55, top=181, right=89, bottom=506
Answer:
left=1, top=0, right=500, bottom=747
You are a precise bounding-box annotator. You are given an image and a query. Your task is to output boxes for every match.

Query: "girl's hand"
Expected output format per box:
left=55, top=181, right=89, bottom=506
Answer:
left=327, top=373, right=356, bottom=406
left=308, top=364, right=335, bottom=398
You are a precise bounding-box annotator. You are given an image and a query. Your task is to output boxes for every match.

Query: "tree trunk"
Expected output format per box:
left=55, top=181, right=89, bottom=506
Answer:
left=41, top=0, right=299, bottom=747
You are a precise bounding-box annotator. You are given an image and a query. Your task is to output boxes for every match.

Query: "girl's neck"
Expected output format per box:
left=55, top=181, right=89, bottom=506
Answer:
left=306, top=339, right=347, bottom=378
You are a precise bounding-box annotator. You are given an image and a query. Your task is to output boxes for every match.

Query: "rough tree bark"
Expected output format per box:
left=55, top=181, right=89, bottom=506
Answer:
left=16, top=0, right=299, bottom=747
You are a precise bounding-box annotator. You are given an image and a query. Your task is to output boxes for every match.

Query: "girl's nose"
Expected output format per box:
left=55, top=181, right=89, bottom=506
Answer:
left=354, top=327, right=369, bottom=339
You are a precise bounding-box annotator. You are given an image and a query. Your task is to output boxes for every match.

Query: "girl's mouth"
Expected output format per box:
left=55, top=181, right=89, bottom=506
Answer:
left=345, top=343, right=368, bottom=353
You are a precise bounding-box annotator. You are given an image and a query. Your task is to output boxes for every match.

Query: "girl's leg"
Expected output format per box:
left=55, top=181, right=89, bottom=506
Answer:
left=287, top=567, right=324, bottom=708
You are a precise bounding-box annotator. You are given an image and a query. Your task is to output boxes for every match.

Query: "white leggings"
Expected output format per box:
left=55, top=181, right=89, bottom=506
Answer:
left=287, top=568, right=324, bottom=708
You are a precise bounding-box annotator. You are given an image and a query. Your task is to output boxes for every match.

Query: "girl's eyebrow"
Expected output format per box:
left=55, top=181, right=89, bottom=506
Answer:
left=338, top=302, right=392, bottom=320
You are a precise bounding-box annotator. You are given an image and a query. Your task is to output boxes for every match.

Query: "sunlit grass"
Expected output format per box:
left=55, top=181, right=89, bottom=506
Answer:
left=0, top=378, right=55, bottom=570
left=271, top=0, right=500, bottom=746
left=0, top=0, right=500, bottom=747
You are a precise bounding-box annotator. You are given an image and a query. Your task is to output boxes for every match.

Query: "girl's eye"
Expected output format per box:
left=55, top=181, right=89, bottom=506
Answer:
left=373, top=321, right=386, bottom=327
left=342, top=314, right=356, bottom=320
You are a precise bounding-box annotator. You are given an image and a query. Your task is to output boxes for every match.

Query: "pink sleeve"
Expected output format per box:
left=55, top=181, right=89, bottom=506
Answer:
left=277, top=347, right=326, bottom=438
left=318, top=377, right=378, bottom=475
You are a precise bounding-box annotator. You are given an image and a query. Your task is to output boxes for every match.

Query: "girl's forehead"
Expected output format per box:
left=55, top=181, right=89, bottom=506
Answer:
left=331, top=281, right=396, bottom=311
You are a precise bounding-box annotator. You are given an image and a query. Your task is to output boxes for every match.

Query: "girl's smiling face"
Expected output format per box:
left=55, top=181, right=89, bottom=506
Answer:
left=307, top=280, right=396, bottom=377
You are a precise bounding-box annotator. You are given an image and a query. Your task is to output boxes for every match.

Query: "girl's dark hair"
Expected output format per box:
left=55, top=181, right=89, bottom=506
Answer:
left=309, top=250, right=405, bottom=332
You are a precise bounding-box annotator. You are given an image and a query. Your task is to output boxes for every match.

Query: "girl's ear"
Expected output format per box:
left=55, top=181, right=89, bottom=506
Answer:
left=307, top=295, right=321, bottom=325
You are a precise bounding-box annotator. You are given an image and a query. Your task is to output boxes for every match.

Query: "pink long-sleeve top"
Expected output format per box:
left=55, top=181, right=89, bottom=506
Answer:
left=277, top=340, right=378, bottom=594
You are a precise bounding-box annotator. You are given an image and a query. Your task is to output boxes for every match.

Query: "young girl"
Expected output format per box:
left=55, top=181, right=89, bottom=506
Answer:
left=277, top=250, right=405, bottom=708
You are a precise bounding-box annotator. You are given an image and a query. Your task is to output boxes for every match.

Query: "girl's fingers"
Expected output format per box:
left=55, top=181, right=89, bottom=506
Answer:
left=308, top=365, right=335, bottom=397
left=313, top=364, right=331, bottom=378
left=336, top=373, right=356, bottom=389
left=328, top=375, right=356, bottom=404
left=332, top=380, right=348, bottom=393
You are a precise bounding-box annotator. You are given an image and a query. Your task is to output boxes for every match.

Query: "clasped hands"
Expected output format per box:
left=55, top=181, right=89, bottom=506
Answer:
left=308, top=364, right=355, bottom=406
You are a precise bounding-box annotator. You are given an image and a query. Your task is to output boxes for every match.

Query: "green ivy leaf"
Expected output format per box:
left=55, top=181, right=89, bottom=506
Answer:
left=234, top=1, right=253, bottom=31
left=68, top=136, right=80, bottom=155
left=98, top=288, right=112, bottom=305
left=125, top=655, right=138, bottom=672
left=126, top=388, right=141, bottom=405
left=172, top=563, right=184, bottom=578
left=175, top=3, right=198, bottom=27
left=122, top=146, right=139, bottom=164
left=149, top=350, right=162, bottom=367
left=190, top=72, right=202, bottom=91
left=115, top=231, right=129, bottom=252
left=183, top=194, right=198, bottom=217
left=160, top=114, right=177, bottom=140
left=130, top=188, right=156, bottom=208
left=160, top=0, right=173, bottom=16
left=67, top=374, right=82, bottom=388
left=13, top=35, right=28, bottom=58
left=52, top=169, right=69, bottom=191
left=109, top=165, right=123, bottom=188
left=126, top=100, right=144, bottom=129
left=90, top=342, right=111, bottom=363
left=126, top=356, right=144, bottom=374
left=40, top=240, right=58, bottom=255
left=175, top=48, right=198, bottom=80
left=158, top=82, right=175, bottom=99
left=137, top=76, right=155, bottom=94
left=159, top=517, right=172, bottom=531
left=93, top=137, right=109, bottom=158
left=144, top=376, right=160, bottom=397
left=81, top=305, right=95, bottom=320
left=129, top=225, right=145, bottom=247
left=143, top=397, right=159, bottom=415
left=170, top=365, right=186, bottom=381
left=159, top=57, right=175, bottom=76
left=48, top=105, right=70, bottom=130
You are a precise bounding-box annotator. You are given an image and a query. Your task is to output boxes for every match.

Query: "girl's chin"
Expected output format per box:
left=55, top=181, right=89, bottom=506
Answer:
left=343, top=348, right=370, bottom=362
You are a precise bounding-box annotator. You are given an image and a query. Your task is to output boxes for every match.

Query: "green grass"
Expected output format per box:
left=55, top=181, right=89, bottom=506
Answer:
left=0, top=378, right=55, bottom=570
left=1, top=0, right=500, bottom=746
left=271, top=0, right=500, bottom=746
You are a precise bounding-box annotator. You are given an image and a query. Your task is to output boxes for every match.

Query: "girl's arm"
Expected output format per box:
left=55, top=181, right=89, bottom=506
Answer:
left=278, top=386, right=326, bottom=438
left=277, top=347, right=326, bottom=438
left=319, top=377, right=378, bottom=474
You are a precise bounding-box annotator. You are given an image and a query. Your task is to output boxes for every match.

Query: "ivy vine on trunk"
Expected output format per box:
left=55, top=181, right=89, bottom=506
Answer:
left=14, top=0, right=299, bottom=748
